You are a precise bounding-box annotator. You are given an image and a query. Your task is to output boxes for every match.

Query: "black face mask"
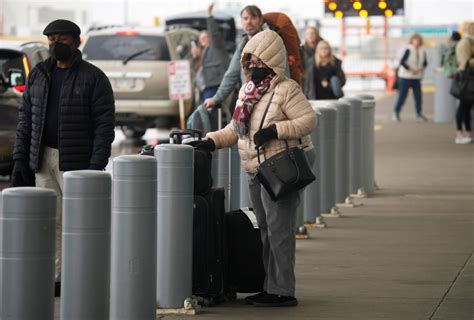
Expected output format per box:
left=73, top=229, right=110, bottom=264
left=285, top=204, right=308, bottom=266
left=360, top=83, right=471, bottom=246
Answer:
left=49, top=42, right=74, bottom=61
left=250, top=67, right=273, bottom=84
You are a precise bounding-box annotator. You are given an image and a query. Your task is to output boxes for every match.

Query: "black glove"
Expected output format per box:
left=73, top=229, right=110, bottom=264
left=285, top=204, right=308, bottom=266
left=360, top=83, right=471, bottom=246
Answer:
left=187, top=138, right=216, bottom=152
left=10, top=160, right=35, bottom=187
left=254, top=124, right=278, bottom=148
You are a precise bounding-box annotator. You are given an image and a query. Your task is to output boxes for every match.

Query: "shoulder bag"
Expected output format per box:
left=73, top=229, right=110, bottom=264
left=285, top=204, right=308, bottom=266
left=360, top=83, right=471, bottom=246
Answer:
left=450, top=60, right=474, bottom=102
left=255, top=91, right=316, bottom=201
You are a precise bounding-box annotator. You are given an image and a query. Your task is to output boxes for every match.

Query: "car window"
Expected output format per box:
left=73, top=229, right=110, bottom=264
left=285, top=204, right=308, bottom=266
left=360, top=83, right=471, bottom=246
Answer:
left=82, top=35, right=171, bottom=61
left=0, top=50, right=23, bottom=78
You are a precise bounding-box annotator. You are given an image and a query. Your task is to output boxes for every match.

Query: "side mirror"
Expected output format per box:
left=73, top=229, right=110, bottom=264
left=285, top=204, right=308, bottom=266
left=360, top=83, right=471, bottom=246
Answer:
left=8, top=69, right=25, bottom=87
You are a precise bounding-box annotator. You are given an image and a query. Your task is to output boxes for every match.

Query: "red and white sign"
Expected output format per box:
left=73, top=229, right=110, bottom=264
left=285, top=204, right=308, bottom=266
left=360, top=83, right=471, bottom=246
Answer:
left=168, top=60, right=192, bottom=101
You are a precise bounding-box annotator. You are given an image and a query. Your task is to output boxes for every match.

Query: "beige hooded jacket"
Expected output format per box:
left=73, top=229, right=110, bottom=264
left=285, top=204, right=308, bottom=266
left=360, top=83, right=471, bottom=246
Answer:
left=207, top=29, right=317, bottom=174
left=456, top=21, right=474, bottom=70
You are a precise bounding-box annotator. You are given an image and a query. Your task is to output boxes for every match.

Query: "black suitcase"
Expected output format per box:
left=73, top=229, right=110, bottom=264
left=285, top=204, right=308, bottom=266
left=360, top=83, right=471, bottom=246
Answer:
left=139, top=129, right=213, bottom=195
left=226, top=208, right=265, bottom=295
left=169, top=129, right=213, bottom=195
left=192, top=188, right=228, bottom=305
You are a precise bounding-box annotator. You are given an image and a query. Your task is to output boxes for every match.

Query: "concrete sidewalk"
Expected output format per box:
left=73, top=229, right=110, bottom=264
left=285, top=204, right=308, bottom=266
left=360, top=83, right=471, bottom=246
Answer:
left=50, top=90, right=472, bottom=320
left=169, top=91, right=473, bottom=320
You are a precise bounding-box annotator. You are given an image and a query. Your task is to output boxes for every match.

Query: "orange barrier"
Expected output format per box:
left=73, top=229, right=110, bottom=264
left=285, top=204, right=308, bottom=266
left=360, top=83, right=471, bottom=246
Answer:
left=345, top=64, right=396, bottom=92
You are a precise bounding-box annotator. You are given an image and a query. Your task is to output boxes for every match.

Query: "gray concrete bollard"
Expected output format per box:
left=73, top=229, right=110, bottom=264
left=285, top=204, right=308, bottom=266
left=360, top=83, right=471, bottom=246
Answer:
left=314, top=104, right=337, bottom=214
left=1, top=187, right=56, bottom=320
left=340, top=97, right=363, bottom=195
left=216, top=145, right=241, bottom=211
left=333, top=101, right=351, bottom=204
left=239, top=166, right=252, bottom=208
left=111, top=155, right=157, bottom=320
left=356, top=94, right=376, bottom=195
left=434, top=69, right=457, bottom=123
left=303, top=107, right=321, bottom=224
left=155, top=144, right=194, bottom=309
left=60, top=170, right=112, bottom=320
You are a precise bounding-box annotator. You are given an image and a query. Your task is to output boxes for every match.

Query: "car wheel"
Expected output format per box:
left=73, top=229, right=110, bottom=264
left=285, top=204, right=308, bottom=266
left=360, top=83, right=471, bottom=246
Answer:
left=121, top=126, right=147, bottom=139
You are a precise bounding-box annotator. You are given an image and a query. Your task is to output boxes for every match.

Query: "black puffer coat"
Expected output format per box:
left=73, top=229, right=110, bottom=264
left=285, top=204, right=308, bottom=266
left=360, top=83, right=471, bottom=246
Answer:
left=13, top=51, right=115, bottom=172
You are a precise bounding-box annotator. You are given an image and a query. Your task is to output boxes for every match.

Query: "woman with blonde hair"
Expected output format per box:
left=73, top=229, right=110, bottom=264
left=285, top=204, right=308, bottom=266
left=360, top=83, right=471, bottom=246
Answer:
left=311, top=40, right=345, bottom=99
left=392, top=33, right=428, bottom=122
left=453, top=21, right=474, bottom=144
left=302, top=26, right=324, bottom=98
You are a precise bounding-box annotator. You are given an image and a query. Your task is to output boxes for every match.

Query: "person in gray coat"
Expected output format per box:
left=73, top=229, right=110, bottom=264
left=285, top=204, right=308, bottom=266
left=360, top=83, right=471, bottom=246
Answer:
left=192, top=3, right=230, bottom=103
left=203, top=5, right=264, bottom=109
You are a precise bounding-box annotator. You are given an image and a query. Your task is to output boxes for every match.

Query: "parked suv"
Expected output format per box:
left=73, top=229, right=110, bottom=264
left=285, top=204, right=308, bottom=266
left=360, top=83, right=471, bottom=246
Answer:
left=81, top=27, right=199, bottom=138
left=0, top=40, right=49, bottom=175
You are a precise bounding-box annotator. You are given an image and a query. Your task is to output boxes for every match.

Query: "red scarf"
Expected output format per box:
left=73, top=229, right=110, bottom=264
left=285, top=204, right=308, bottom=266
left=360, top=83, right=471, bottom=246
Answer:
left=232, top=75, right=274, bottom=138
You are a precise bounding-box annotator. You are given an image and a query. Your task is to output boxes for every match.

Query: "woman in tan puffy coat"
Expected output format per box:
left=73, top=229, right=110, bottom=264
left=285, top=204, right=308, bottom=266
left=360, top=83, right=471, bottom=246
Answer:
left=194, top=29, right=317, bottom=307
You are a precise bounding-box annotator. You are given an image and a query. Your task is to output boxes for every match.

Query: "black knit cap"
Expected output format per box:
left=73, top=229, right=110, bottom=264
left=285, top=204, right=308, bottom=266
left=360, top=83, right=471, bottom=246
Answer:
left=43, top=19, right=81, bottom=38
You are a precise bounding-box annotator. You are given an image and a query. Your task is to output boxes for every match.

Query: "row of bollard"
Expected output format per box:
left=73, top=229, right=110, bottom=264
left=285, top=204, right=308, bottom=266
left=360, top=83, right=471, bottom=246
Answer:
left=0, top=95, right=376, bottom=320
left=0, top=147, right=195, bottom=319
left=301, top=95, right=376, bottom=226
left=213, top=95, right=375, bottom=233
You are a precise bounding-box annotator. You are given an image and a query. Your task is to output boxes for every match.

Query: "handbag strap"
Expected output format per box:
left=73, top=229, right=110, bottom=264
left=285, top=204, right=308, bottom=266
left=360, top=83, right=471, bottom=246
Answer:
left=258, top=91, right=275, bottom=131
left=256, top=91, right=279, bottom=164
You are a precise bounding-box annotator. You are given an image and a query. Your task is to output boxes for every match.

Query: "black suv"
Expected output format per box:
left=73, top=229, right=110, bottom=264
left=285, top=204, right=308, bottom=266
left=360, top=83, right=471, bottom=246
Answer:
left=0, top=40, right=49, bottom=175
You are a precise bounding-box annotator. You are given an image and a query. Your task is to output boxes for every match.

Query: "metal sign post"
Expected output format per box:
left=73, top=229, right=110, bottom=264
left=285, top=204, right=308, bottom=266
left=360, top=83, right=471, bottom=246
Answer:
left=168, top=60, right=192, bottom=129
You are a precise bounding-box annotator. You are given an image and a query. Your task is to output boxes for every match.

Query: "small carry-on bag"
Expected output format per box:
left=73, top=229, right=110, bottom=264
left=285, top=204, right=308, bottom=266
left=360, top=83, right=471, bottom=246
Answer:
left=225, top=208, right=265, bottom=296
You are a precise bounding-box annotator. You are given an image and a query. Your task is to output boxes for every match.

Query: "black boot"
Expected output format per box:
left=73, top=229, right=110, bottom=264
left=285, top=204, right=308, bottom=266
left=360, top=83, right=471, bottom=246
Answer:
left=253, top=294, right=298, bottom=307
left=244, top=291, right=267, bottom=305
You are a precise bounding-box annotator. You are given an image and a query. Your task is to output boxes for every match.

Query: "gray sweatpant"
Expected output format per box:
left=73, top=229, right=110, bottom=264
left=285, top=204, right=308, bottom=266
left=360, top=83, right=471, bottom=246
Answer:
left=247, top=148, right=315, bottom=297
left=247, top=173, right=301, bottom=297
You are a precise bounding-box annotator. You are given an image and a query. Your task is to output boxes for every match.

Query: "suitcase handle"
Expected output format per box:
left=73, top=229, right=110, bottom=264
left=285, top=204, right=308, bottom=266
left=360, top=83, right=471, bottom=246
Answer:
left=169, top=129, right=203, bottom=144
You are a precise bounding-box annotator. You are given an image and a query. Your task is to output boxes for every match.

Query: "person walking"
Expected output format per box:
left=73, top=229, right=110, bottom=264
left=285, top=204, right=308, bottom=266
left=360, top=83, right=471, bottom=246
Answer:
left=392, top=33, right=428, bottom=122
left=203, top=5, right=264, bottom=109
left=453, top=22, right=474, bottom=144
left=301, top=26, right=324, bottom=99
left=192, top=29, right=317, bottom=307
left=11, top=19, right=115, bottom=293
left=311, top=40, right=345, bottom=100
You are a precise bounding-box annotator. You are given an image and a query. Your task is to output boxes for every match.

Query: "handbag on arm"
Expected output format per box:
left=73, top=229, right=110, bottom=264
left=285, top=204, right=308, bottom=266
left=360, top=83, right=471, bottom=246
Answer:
left=255, top=91, right=316, bottom=201
left=450, top=60, right=474, bottom=102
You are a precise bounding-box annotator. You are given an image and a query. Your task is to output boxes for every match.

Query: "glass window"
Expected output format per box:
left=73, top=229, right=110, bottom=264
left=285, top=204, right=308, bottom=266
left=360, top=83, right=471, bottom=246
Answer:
left=82, top=35, right=171, bottom=61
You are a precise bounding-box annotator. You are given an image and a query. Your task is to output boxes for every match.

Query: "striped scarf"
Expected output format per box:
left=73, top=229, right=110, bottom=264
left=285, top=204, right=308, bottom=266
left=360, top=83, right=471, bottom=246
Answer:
left=232, top=75, right=274, bottom=138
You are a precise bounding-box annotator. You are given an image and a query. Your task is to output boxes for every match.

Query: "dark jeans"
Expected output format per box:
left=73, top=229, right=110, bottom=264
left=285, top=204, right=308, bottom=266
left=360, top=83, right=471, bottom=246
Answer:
left=456, top=99, right=473, bottom=131
left=394, top=78, right=422, bottom=115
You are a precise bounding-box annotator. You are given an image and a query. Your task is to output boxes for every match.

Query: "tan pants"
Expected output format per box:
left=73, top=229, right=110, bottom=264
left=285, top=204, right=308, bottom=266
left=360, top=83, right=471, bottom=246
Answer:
left=35, top=147, right=63, bottom=281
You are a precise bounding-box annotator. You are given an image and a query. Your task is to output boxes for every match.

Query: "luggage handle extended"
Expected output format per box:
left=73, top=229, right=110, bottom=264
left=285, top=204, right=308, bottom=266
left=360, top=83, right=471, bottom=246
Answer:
left=169, top=128, right=203, bottom=144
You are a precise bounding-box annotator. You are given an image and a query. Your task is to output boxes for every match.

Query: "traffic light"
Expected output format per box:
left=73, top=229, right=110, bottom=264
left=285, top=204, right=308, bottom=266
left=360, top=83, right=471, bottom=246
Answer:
left=324, top=0, right=404, bottom=18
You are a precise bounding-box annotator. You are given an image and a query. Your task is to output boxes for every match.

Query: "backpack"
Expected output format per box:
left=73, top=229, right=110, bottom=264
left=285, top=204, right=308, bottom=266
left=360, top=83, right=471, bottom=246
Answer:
left=442, top=47, right=458, bottom=77
left=186, top=104, right=232, bottom=134
left=263, top=12, right=303, bottom=86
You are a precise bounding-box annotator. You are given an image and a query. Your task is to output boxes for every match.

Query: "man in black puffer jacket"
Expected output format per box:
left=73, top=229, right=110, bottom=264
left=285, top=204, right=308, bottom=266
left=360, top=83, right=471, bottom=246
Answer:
left=11, top=19, right=115, bottom=292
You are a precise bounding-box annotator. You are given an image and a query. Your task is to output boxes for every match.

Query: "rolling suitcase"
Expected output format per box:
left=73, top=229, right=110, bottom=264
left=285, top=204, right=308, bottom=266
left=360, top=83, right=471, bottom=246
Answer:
left=192, top=187, right=228, bottom=306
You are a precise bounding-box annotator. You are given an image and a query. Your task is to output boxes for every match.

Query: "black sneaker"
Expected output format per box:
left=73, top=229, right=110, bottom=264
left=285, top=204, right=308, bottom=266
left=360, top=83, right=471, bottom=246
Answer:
left=253, top=294, right=298, bottom=307
left=244, top=291, right=267, bottom=305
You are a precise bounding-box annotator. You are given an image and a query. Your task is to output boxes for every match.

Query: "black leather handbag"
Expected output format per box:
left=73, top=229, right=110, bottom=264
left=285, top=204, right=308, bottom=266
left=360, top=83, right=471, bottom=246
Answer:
left=255, top=92, right=316, bottom=201
left=450, top=61, right=474, bottom=102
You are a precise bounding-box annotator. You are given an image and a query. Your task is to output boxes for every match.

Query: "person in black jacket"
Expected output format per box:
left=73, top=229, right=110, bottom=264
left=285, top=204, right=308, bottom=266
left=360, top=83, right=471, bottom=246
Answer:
left=312, top=40, right=345, bottom=100
left=11, top=19, right=115, bottom=291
